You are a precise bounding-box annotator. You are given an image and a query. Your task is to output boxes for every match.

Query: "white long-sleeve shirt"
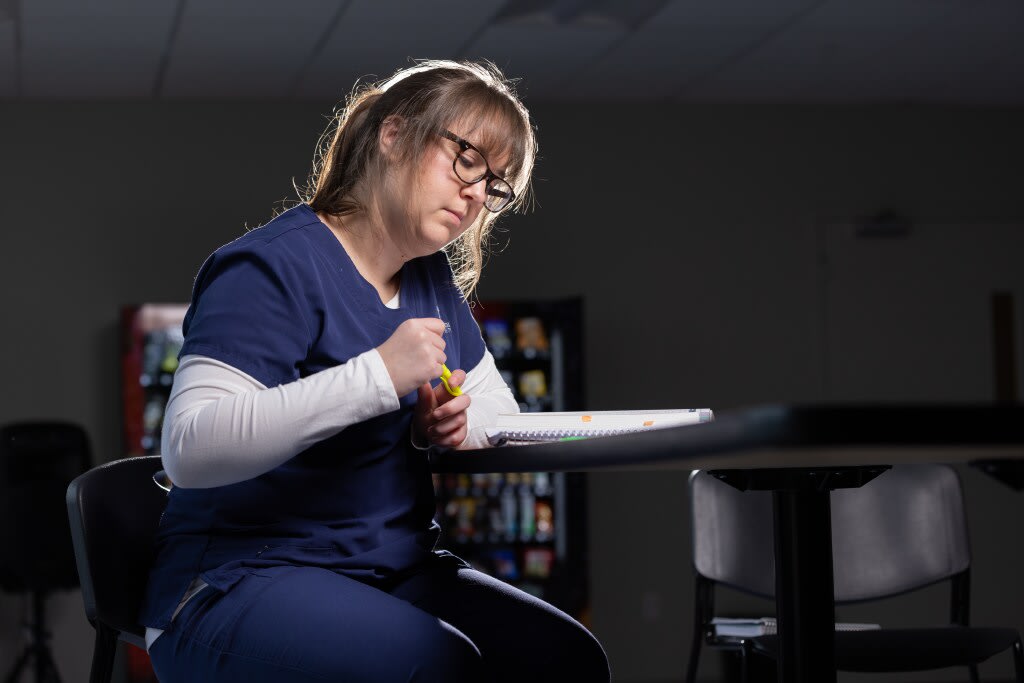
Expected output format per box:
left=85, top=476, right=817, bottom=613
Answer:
left=161, top=346, right=514, bottom=489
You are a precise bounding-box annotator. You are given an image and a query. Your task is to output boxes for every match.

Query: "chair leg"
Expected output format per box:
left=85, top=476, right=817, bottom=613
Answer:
left=1013, top=637, right=1023, bottom=683
left=969, top=663, right=980, bottom=683
left=686, top=576, right=712, bottom=683
left=684, top=626, right=702, bottom=683
left=89, top=625, right=119, bottom=683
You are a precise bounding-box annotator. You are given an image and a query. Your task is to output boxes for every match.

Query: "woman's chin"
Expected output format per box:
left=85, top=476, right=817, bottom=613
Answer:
left=421, top=224, right=459, bottom=252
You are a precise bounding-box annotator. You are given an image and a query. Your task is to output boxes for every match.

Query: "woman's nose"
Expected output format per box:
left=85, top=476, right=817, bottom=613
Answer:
left=461, top=180, right=487, bottom=205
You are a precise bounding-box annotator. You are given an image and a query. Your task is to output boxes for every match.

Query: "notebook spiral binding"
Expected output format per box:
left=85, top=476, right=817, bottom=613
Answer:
left=504, top=427, right=650, bottom=442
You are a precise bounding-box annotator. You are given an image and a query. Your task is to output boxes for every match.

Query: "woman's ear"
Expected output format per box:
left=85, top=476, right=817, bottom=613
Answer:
left=378, top=115, right=405, bottom=160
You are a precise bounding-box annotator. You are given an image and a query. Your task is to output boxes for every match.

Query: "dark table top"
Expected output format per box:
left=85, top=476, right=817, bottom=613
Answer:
left=429, top=403, right=1024, bottom=475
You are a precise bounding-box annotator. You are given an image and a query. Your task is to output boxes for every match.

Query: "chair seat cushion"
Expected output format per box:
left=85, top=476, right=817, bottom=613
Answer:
left=750, top=627, right=1021, bottom=672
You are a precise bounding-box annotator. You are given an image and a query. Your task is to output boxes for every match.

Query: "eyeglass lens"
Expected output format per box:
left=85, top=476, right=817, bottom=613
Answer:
left=453, top=148, right=512, bottom=211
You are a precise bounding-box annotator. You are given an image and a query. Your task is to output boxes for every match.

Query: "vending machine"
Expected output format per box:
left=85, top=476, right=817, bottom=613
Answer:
left=431, top=297, right=590, bottom=621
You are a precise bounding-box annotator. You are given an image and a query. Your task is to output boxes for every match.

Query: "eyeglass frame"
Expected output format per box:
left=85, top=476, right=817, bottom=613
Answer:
left=438, top=130, right=515, bottom=212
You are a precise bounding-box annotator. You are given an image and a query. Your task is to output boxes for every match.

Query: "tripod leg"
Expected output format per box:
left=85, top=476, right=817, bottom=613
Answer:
left=3, top=646, right=32, bottom=683
left=38, top=641, right=62, bottom=683
left=3, top=592, right=66, bottom=683
left=27, top=591, right=63, bottom=683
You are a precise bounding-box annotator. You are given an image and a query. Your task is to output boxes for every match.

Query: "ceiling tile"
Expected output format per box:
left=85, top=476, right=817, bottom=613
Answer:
left=8, top=0, right=1024, bottom=105
left=677, top=0, right=1024, bottom=104
left=21, top=0, right=170, bottom=19
left=461, top=21, right=624, bottom=100
left=294, top=0, right=505, bottom=100
left=20, top=0, right=179, bottom=97
left=162, top=0, right=342, bottom=97
left=912, top=0, right=1024, bottom=104
left=559, top=0, right=820, bottom=100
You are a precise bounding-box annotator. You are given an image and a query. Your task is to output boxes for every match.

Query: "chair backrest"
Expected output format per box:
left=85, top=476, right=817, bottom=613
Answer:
left=0, top=421, right=93, bottom=593
left=690, top=464, right=971, bottom=602
left=66, top=456, right=167, bottom=647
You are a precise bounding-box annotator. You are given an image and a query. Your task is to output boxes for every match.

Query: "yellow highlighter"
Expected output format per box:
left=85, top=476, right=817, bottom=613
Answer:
left=439, top=364, right=462, bottom=397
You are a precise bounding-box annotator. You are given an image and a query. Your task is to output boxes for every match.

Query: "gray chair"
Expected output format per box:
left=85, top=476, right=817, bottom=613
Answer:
left=685, top=464, right=1024, bottom=682
left=66, top=455, right=168, bottom=683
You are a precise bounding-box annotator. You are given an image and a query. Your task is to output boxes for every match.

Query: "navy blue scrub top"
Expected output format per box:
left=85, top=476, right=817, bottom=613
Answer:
left=140, top=204, right=486, bottom=629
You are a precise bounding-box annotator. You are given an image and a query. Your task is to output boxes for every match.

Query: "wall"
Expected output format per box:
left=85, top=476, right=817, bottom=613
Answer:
left=0, top=100, right=1021, bottom=682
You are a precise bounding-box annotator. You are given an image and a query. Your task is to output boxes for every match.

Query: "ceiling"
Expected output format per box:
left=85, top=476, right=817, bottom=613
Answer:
left=2, top=0, right=1023, bottom=104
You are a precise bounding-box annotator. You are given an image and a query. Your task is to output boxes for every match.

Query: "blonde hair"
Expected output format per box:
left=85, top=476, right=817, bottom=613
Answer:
left=304, top=59, right=537, bottom=297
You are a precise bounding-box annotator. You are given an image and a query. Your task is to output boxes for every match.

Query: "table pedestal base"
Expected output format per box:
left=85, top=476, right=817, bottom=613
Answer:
left=709, top=466, right=889, bottom=682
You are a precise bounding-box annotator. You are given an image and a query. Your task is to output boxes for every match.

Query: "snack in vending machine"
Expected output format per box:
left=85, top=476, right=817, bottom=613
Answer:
left=519, top=486, right=536, bottom=540
left=514, top=317, right=549, bottom=356
left=517, top=370, right=548, bottom=401
left=535, top=499, right=554, bottom=538
left=482, top=319, right=513, bottom=359
left=523, top=547, right=555, bottom=579
left=500, top=486, right=518, bottom=539
left=490, top=548, right=519, bottom=581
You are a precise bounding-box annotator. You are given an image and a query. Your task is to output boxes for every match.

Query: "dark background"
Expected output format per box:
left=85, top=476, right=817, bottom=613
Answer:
left=1, top=1, right=1023, bottom=681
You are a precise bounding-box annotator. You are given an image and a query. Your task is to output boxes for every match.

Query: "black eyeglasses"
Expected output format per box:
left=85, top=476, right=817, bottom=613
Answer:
left=439, top=130, right=515, bottom=212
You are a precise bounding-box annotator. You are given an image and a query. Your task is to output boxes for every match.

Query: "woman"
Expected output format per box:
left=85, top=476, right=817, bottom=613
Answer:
left=140, top=60, right=610, bottom=682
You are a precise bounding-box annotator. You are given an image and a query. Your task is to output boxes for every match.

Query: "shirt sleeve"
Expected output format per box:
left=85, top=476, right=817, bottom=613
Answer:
left=180, top=243, right=313, bottom=387
left=161, top=352, right=399, bottom=488
left=458, top=349, right=519, bottom=450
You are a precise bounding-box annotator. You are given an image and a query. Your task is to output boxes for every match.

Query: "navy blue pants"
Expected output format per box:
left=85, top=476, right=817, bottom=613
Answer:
left=148, top=553, right=610, bottom=682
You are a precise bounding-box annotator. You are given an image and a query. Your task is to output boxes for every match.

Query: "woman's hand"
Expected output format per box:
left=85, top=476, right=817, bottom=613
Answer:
left=413, top=368, right=472, bottom=448
left=377, top=318, right=447, bottom=397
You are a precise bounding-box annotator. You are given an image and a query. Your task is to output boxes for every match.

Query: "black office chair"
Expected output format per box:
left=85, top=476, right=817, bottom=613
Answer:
left=685, top=464, right=1024, bottom=683
left=1, top=421, right=93, bottom=683
left=65, top=455, right=168, bottom=683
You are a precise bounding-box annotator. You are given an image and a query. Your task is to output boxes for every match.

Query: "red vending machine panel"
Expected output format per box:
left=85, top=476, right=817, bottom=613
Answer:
left=120, top=304, right=189, bottom=457
left=120, top=304, right=189, bottom=682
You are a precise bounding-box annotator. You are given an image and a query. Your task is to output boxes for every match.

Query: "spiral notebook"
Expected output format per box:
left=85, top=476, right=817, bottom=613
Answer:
left=484, top=409, right=714, bottom=446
